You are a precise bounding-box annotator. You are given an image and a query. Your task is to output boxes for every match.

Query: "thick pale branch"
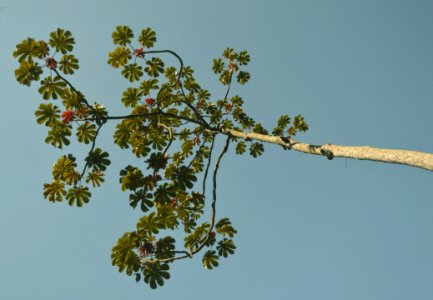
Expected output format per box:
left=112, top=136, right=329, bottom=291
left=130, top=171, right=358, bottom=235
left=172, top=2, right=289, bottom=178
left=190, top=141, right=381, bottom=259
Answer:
left=226, top=129, right=433, bottom=172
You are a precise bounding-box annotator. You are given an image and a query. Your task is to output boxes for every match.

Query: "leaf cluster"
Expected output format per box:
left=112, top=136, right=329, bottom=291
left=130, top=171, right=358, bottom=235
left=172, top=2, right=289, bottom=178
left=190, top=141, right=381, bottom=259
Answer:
left=14, top=26, right=310, bottom=289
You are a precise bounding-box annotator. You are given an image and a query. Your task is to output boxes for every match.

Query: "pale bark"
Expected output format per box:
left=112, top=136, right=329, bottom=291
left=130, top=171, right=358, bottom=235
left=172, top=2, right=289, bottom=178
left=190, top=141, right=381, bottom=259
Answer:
left=226, top=129, right=433, bottom=172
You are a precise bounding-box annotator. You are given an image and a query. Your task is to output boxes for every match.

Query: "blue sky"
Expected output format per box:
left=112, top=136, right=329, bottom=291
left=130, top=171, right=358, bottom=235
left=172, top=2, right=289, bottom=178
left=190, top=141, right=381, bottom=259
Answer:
left=1, top=0, right=433, bottom=299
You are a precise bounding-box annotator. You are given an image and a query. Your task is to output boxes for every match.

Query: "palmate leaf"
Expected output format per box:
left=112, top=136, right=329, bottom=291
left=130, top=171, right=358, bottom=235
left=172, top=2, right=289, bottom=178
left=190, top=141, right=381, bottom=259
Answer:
left=171, top=166, right=197, bottom=191
left=216, top=238, right=236, bottom=258
left=122, top=63, right=143, bottom=82
left=112, top=25, right=134, bottom=46
left=143, top=262, right=170, bottom=289
left=121, top=87, right=143, bottom=107
left=293, top=115, right=309, bottom=132
left=45, top=122, right=72, bottom=149
left=155, top=236, right=176, bottom=260
left=43, top=180, right=66, bottom=202
left=212, top=58, right=224, bottom=74
left=215, top=218, right=237, bottom=237
left=202, top=250, right=219, bottom=270
left=156, top=207, right=178, bottom=230
left=184, top=223, right=209, bottom=250
left=111, top=232, right=141, bottom=276
left=52, top=154, right=77, bottom=181
left=138, top=27, right=156, bottom=48
left=14, top=60, right=43, bottom=86
left=153, top=183, right=176, bottom=205
left=35, top=103, right=60, bottom=126
left=113, top=121, right=131, bottom=148
left=49, top=28, right=75, bottom=54
left=66, top=186, right=91, bottom=207
left=108, top=47, right=131, bottom=68
left=59, top=54, right=79, bottom=75
left=85, top=148, right=111, bottom=171
left=119, top=166, right=145, bottom=191
left=38, top=75, right=67, bottom=100
left=237, top=50, right=250, bottom=65
left=236, top=71, right=250, bottom=85
left=249, top=142, right=264, bottom=158
left=13, top=38, right=44, bottom=62
left=86, top=169, right=105, bottom=187
left=145, top=57, right=164, bottom=77
left=235, top=141, right=246, bottom=155
left=129, top=188, right=153, bottom=212
left=61, top=88, right=81, bottom=110
left=140, top=79, right=159, bottom=96
left=136, top=212, right=161, bottom=236
left=76, top=121, right=97, bottom=144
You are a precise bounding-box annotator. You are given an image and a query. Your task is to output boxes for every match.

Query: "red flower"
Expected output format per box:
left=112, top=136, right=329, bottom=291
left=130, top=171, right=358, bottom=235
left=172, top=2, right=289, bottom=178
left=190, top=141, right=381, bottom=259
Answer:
left=168, top=198, right=177, bottom=209
left=193, top=135, right=200, bottom=145
left=62, top=110, right=74, bottom=123
left=134, top=48, right=145, bottom=58
left=145, top=97, right=155, bottom=106
left=46, top=57, right=57, bottom=69
left=225, top=103, right=233, bottom=112
left=229, top=63, right=238, bottom=72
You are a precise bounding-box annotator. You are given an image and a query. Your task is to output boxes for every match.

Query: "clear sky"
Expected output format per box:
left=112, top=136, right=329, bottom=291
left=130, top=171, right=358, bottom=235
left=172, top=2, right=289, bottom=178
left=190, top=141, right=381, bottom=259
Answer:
left=1, top=0, right=433, bottom=299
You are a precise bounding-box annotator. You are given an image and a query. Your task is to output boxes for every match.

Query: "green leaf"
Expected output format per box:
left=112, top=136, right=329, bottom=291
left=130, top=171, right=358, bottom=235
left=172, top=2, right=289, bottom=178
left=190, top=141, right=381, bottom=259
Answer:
left=216, top=238, right=236, bottom=258
left=143, top=262, right=170, bottom=289
left=108, top=47, right=131, bottom=68
left=86, top=169, right=105, bottom=187
left=184, top=223, right=209, bottom=250
left=129, top=188, right=154, bottom=212
left=61, top=88, right=81, bottom=110
left=153, top=183, right=176, bottom=205
left=112, top=25, right=134, bottom=46
left=38, top=76, right=66, bottom=100
left=66, top=186, right=91, bottom=207
left=43, top=180, right=66, bottom=202
left=122, top=63, right=143, bottom=82
left=113, top=121, right=131, bottom=148
left=212, top=58, right=224, bottom=74
left=137, top=212, right=161, bottom=236
left=237, top=50, right=250, bottom=65
left=145, top=57, right=164, bottom=77
left=49, top=28, right=75, bottom=54
left=13, top=38, right=44, bottom=62
left=111, top=232, right=141, bottom=276
left=249, top=142, right=264, bottom=158
left=121, top=87, right=143, bottom=108
left=171, top=166, right=197, bottom=191
left=85, top=148, right=111, bottom=171
left=119, top=166, right=145, bottom=191
left=76, top=121, right=97, bottom=144
left=59, top=54, right=79, bottom=75
left=235, top=141, right=246, bottom=155
left=223, top=47, right=237, bottom=60
left=52, top=154, right=77, bottom=181
left=140, top=79, right=159, bottom=96
left=293, top=115, right=309, bottom=132
left=138, top=28, right=157, bottom=48
left=155, top=236, right=176, bottom=260
left=202, top=250, right=219, bottom=270
left=14, top=61, right=43, bottom=86
left=219, top=70, right=231, bottom=85
left=215, top=218, right=237, bottom=237
left=236, top=71, right=250, bottom=85
left=146, top=152, right=169, bottom=171
left=35, top=103, right=61, bottom=126
left=45, top=122, right=72, bottom=149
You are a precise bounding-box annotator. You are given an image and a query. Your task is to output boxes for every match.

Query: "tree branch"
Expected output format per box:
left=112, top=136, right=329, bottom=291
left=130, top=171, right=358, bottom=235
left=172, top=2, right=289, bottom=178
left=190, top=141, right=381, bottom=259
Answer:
left=225, top=129, right=433, bottom=172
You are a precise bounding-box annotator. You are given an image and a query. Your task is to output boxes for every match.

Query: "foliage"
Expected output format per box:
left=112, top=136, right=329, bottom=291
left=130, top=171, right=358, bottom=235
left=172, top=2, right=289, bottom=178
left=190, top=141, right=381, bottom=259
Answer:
left=13, top=26, right=308, bottom=289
